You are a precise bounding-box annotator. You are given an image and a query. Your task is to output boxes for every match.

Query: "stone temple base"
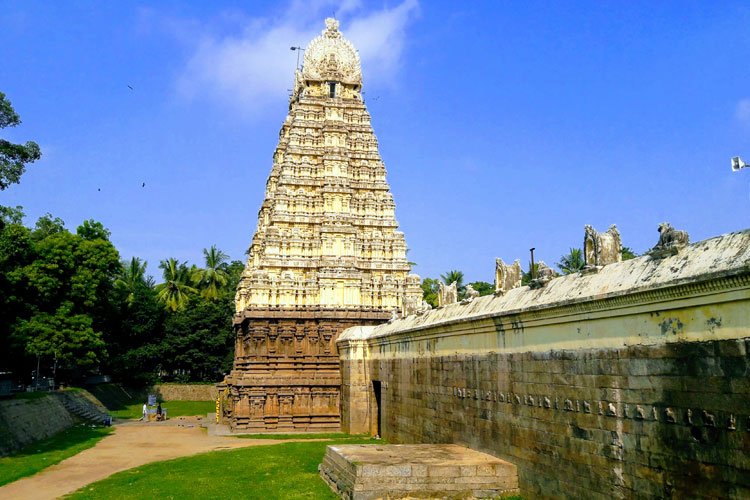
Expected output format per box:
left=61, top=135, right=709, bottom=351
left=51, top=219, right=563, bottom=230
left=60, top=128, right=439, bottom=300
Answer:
left=319, top=444, right=519, bottom=499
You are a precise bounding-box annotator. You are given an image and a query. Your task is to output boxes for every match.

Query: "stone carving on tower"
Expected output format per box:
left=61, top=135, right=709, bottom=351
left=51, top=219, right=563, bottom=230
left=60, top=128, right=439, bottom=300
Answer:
left=219, top=19, right=422, bottom=432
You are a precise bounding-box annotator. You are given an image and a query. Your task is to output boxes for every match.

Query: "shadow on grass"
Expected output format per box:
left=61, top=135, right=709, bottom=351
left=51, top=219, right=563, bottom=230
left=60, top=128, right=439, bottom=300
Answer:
left=68, top=437, right=380, bottom=499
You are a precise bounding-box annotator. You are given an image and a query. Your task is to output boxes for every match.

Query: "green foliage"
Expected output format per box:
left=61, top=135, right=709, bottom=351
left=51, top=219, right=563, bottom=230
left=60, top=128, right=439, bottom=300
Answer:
left=0, top=424, right=112, bottom=486
left=15, top=302, right=105, bottom=368
left=69, top=437, right=380, bottom=499
left=467, top=281, right=493, bottom=296
left=155, top=258, right=197, bottom=312
left=621, top=246, right=637, bottom=260
left=0, top=205, right=24, bottom=226
left=440, top=269, right=465, bottom=299
left=556, top=247, right=585, bottom=275
left=77, top=219, right=111, bottom=241
left=114, top=257, right=149, bottom=306
left=0, top=91, right=41, bottom=191
left=421, top=277, right=440, bottom=308
left=193, top=245, right=230, bottom=300
left=521, top=262, right=539, bottom=285
left=0, top=214, right=120, bottom=379
left=0, top=209, right=239, bottom=385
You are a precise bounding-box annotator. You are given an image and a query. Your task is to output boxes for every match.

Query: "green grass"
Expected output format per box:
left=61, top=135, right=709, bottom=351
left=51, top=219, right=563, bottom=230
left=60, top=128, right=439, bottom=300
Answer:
left=68, top=437, right=378, bottom=499
left=0, top=424, right=112, bottom=486
left=109, top=400, right=215, bottom=420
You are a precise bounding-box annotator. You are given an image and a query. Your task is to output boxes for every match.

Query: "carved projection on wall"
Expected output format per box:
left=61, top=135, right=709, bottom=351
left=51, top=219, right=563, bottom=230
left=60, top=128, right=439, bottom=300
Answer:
left=438, top=281, right=458, bottom=307
left=583, top=224, right=622, bottom=268
left=494, top=258, right=522, bottom=295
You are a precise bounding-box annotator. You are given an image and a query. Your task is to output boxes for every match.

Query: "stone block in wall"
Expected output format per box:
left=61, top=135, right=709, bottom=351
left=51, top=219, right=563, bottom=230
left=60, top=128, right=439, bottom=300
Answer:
left=0, top=394, right=74, bottom=456
left=150, top=384, right=218, bottom=401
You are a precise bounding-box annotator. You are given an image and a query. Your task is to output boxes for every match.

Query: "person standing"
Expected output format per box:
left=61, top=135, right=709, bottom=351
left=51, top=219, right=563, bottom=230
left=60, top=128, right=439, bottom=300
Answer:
left=142, top=402, right=148, bottom=421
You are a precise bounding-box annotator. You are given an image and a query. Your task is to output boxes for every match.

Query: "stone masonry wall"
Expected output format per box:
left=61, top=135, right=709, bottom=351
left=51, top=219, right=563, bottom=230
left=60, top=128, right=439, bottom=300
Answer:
left=0, top=394, right=74, bottom=456
left=338, top=230, right=750, bottom=498
left=151, top=384, right=218, bottom=401
left=367, top=339, right=749, bottom=499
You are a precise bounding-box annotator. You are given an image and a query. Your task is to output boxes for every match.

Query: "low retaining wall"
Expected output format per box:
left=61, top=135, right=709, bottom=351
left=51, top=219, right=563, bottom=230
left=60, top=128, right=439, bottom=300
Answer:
left=339, top=230, right=750, bottom=498
left=151, top=384, right=218, bottom=401
left=0, top=394, right=74, bottom=456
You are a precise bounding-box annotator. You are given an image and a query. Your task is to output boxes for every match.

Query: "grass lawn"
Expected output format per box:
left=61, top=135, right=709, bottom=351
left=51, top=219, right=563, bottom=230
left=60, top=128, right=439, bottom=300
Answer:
left=109, top=400, right=215, bottom=420
left=68, top=436, right=378, bottom=499
left=0, top=424, right=112, bottom=486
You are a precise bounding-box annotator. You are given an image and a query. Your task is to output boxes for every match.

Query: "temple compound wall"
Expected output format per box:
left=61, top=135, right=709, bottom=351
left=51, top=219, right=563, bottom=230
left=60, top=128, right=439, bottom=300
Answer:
left=339, top=229, right=750, bottom=498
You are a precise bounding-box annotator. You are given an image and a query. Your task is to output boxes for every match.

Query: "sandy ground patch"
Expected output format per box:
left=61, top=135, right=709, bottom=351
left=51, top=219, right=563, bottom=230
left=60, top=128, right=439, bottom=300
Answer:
left=0, top=417, right=288, bottom=500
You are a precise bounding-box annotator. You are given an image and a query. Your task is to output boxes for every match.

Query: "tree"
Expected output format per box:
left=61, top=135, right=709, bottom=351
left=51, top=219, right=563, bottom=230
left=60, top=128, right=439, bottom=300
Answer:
left=115, top=257, right=149, bottom=306
left=522, top=262, right=539, bottom=285
left=0, top=205, right=24, bottom=227
left=194, top=245, right=229, bottom=300
left=621, top=246, right=637, bottom=260
left=16, top=301, right=106, bottom=372
left=467, top=281, right=494, bottom=296
left=440, top=270, right=465, bottom=300
left=0, top=92, right=41, bottom=190
left=155, top=258, right=197, bottom=311
left=556, top=248, right=585, bottom=275
left=421, top=277, right=440, bottom=308
left=2, top=215, right=120, bottom=380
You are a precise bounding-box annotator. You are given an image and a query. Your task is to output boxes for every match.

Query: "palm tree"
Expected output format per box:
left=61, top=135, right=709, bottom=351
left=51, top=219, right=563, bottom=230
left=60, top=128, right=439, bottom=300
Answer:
left=440, top=269, right=465, bottom=299
left=556, top=248, right=585, bottom=275
left=115, top=257, right=148, bottom=305
left=155, top=258, right=197, bottom=311
left=193, top=245, right=230, bottom=300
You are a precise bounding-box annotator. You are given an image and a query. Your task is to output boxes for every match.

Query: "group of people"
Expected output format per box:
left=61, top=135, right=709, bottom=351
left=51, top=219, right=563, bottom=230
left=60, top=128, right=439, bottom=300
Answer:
left=140, top=401, right=164, bottom=421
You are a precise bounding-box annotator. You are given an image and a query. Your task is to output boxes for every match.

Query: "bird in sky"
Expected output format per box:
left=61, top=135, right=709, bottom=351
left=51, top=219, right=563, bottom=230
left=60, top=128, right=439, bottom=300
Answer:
left=142, top=182, right=146, bottom=187
left=127, top=85, right=133, bottom=90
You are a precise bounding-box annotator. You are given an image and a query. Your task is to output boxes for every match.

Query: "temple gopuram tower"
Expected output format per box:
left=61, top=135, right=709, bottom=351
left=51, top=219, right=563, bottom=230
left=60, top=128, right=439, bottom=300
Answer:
left=220, top=19, right=421, bottom=432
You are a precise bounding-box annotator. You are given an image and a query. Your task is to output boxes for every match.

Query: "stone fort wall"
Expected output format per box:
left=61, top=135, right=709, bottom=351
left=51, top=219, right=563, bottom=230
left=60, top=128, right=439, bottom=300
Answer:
left=338, top=230, right=750, bottom=498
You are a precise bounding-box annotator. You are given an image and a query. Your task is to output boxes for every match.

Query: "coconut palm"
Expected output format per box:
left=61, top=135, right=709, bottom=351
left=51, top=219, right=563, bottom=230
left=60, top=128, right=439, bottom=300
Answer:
left=556, top=248, right=585, bottom=275
left=440, top=269, right=465, bottom=299
left=155, top=258, right=197, bottom=311
left=115, top=257, right=148, bottom=305
left=193, top=245, right=230, bottom=300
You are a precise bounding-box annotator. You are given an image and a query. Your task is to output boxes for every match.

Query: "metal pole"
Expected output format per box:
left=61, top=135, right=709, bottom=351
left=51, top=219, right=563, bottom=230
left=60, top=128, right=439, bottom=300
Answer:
left=530, top=247, right=536, bottom=280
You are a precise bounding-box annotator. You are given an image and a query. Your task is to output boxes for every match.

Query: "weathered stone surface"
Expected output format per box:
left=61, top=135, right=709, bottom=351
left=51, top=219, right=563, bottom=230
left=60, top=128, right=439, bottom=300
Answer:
left=338, top=229, right=750, bottom=498
left=319, top=444, right=519, bottom=499
left=221, top=19, right=421, bottom=432
left=494, top=258, right=522, bottom=295
left=583, top=224, right=622, bottom=267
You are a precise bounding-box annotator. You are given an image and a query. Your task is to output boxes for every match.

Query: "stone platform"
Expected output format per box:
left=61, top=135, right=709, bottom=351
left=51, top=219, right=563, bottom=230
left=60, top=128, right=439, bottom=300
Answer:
left=319, top=444, right=519, bottom=499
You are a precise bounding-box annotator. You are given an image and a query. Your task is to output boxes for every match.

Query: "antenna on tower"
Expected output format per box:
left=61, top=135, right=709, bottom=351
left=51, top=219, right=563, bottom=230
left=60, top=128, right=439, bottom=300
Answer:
left=290, top=46, right=304, bottom=70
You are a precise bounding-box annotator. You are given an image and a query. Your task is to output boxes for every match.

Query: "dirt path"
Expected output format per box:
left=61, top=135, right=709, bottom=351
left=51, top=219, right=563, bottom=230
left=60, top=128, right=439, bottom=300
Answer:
left=0, top=418, right=290, bottom=500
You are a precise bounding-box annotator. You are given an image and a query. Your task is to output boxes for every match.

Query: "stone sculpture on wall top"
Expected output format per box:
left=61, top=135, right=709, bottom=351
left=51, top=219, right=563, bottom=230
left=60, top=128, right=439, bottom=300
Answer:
left=649, top=222, right=689, bottom=258
left=583, top=224, right=622, bottom=268
left=461, top=284, right=480, bottom=304
left=438, top=281, right=458, bottom=307
left=529, top=261, right=556, bottom=289
left=494, top=258, right=522, bottom=295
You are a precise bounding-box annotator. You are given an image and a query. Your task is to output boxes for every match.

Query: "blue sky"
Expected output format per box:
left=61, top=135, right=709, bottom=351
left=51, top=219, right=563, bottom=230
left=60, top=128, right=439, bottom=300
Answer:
left=2, top=1, right=749, bottom=283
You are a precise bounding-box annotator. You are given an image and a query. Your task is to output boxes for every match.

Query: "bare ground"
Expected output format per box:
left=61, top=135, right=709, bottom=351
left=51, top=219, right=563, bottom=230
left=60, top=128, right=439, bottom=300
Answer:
left=0, top=417, right=290, bottom=500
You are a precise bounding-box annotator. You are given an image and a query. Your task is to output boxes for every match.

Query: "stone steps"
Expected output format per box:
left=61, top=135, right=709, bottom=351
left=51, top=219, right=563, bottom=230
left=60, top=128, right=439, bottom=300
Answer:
left=55, top=392, right=111, bottom=426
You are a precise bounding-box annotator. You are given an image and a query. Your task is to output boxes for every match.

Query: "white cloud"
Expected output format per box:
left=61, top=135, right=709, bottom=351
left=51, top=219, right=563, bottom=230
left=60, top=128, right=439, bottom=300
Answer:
left=737, top=98, right=750, bottom=124
left=176, top=0, right=419, bottom=115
